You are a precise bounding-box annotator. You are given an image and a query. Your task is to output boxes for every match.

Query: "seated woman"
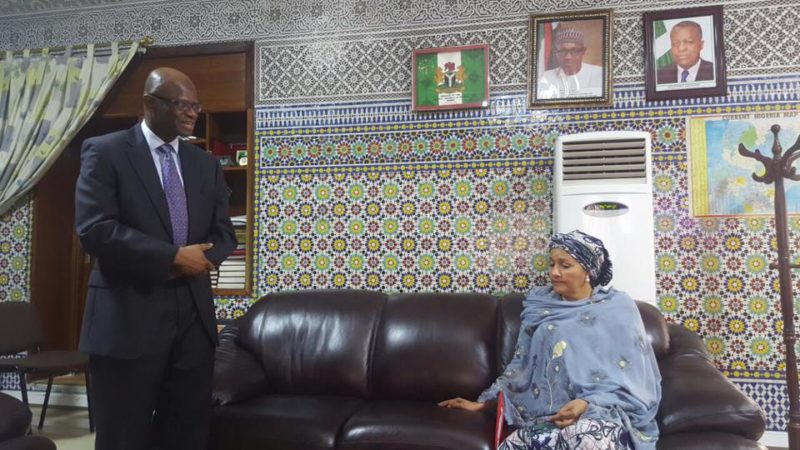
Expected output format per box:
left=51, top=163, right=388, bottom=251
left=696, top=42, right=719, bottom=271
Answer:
left=439, top=230, right=661, bottom=450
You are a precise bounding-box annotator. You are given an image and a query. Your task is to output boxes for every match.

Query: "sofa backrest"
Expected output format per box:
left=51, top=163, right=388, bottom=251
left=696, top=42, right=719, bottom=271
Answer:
left=371, top=293, right=498, bottom=401
left=497, top=293, right=524, bottom=373
left=237, top=289, right=669, bottom=401
left=635, top=301, right=670, bottom=359
left=237, top=289, right=386, bottom=398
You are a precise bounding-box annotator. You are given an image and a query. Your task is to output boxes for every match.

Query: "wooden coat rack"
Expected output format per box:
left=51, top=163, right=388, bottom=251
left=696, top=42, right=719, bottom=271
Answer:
left=739, top=124, right=800, bottom=449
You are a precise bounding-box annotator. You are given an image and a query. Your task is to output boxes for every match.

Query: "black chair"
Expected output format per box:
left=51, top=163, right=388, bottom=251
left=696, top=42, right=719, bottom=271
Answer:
left=0, top=301, right=93, bottom=431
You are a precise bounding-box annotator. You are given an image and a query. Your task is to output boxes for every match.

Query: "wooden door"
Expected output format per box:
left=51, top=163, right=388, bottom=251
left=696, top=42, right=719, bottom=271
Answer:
left=30, top=141, right=82, bottom=350
left=30, top=116, right=134, bottom=351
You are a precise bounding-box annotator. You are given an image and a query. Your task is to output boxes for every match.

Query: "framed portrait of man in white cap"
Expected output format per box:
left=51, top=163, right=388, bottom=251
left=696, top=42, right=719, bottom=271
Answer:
left=528, top=9, right=613, bottom=108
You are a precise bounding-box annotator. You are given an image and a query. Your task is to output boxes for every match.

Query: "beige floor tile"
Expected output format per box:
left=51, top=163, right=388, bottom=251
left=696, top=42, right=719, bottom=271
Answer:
left=29, top=405, right=94, bottom=449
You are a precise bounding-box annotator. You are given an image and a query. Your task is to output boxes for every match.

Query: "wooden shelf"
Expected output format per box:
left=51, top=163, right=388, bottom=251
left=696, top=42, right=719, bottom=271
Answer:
left=213, top=288, right=248, bottom=296
left=209, top=108, right=253, bottom=295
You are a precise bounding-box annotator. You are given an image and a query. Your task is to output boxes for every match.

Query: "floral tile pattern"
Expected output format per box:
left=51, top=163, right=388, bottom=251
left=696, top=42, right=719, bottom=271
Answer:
left=2, top=2, right=800, bottom=101
left=0, top=198, right=32, bottom=303
left=254, top=163, right=553, bottom=296
left=0, top=198, right=33, bottom=390
left=215, top=87, right=800, bottom=433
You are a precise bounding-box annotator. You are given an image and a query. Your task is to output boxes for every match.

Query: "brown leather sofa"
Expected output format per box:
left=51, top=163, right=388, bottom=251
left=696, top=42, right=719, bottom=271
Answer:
left=211, top=289, right=767, bottom=450
left=0, top=392, right=56, bottom=450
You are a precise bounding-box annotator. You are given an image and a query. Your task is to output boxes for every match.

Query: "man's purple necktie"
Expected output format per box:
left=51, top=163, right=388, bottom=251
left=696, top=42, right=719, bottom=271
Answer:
left=680, top=69, right=689, bottom=82
left=157, top=144, right=188, bottom=246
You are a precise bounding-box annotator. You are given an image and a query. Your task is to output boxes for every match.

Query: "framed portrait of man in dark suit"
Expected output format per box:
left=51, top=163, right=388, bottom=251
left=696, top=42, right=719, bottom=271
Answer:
left=644, top=6, right=726, bottom=101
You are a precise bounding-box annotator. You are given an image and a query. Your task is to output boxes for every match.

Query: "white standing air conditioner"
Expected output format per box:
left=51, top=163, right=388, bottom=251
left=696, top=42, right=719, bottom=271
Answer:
left=554, top=131, right=656, bottom=303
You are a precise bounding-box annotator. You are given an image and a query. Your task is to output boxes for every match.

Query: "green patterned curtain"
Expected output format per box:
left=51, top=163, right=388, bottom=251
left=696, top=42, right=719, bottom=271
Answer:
left=0, top=41, right=139, bottom=215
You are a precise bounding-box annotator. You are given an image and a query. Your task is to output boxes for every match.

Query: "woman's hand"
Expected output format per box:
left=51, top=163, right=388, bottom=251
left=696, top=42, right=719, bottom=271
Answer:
left=549, top=399, right=588, bottom=428
left=438, top=397, right=487, bottom=412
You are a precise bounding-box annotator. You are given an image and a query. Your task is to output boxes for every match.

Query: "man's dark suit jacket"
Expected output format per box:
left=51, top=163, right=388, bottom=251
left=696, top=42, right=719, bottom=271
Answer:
left=656, top=59, right=714, bottom=84
left=75, top=124, right=236, bottom=359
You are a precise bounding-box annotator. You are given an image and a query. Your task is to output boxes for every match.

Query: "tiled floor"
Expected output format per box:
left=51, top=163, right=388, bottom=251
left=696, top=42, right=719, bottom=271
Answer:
left=29, top=405, right=94, bottom=450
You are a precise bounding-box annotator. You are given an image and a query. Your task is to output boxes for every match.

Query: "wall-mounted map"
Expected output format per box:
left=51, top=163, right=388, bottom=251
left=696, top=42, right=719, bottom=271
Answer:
left=688, top=110, right=800, bottom=216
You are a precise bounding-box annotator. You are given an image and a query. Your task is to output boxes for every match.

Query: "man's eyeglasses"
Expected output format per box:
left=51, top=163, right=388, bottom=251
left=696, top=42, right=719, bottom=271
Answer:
left=554, top=48, right=586, bottom=57
left=146, top=93, right=203, bottom=113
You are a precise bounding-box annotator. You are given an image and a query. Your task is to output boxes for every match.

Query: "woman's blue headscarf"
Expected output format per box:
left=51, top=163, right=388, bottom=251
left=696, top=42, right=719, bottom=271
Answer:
left=549, top=230, right=613, bottom=287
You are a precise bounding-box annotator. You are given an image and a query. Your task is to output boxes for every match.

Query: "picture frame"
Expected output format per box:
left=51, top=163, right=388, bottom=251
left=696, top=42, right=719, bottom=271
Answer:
left=235, top=150, right=248, bottom=166
left=411, top=44, right=489, bottom=111
left=643, top=6, right=727, bottom=101
left=217, top=155, right=233, bottom=167
left=528, top=9, right=613, bottom=109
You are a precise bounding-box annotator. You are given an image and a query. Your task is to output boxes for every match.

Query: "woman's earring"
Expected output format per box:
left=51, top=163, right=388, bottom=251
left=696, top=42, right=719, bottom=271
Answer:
left=585, top=275, right=590, bottom=283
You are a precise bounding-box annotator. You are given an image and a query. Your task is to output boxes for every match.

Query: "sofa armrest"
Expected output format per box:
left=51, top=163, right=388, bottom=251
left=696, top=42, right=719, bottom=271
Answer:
left=212, top=321, right=269, bottom=406
left=658, top=349, right=765, bottom=440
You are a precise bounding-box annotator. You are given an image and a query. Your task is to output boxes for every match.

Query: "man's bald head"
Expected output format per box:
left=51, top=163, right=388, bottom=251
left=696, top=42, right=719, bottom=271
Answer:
left=142, top=67, right=200, bottom=141
left=143, top=67, right=196, bottom=98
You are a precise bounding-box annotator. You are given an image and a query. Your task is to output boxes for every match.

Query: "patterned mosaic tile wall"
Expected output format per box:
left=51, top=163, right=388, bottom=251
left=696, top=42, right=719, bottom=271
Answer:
left=254, top=2, right=800, bottom=104
left=0, top=198, right=33, bottom=390
left=0, top=199, right=31, bottom=303
left=1, top=1, right=799, bottom=92
left=235, top=81, right=800, bottom=433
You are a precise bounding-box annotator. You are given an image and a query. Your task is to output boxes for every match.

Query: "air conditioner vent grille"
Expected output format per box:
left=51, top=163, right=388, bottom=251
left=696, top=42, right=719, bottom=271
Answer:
left=561, top=138, right=647, bottom=181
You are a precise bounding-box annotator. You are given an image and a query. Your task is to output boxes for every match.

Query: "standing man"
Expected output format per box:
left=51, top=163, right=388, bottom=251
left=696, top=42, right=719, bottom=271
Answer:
left=75, top=67, right=236, bottom=450
left=537, top=28, right=603, bottom=99
left=656, top=20, right=714, bottom=84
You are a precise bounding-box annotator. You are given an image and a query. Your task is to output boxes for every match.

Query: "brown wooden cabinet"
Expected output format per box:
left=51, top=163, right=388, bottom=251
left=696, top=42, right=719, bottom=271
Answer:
left=30, top=44, right=254, bottom=351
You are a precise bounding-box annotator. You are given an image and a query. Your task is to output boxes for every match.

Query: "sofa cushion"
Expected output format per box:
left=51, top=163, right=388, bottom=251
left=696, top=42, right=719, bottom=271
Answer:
left=372, top=293, right=497, bottom=401
left=656, top=431, right=767, bottom=450
left=0, top=392, right=31, bottom=442
left=339, top=400, right=494, bottom=450
left=238, top=290, right=385, bottom=397
left=210, top=395, right=364, bottom=450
